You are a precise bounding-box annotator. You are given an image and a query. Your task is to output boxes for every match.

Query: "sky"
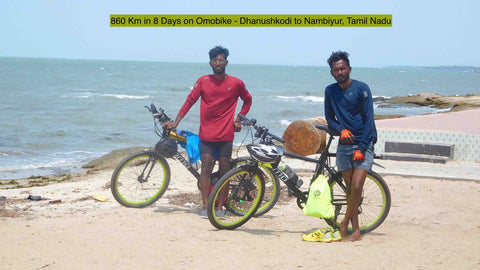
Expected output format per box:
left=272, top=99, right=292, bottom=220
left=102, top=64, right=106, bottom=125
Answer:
left=1, top=0, right=479, bottom=67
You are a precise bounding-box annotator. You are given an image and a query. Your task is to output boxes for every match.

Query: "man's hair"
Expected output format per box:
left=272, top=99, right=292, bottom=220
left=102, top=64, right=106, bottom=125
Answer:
left=209, top=46, right=229, bottom=60
left=327, top=51, right=350, bottom=68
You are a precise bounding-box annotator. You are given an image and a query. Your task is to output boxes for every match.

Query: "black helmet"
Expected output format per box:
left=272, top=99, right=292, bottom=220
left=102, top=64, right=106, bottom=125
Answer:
left=155, top=137, right=178, bottom=157
left=247, top=144, right=283, bottom=163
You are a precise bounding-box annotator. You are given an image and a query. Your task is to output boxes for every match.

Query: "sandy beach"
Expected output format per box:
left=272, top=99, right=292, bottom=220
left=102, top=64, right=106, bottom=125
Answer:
left=1, top=164, right=479, bottom=269
left=2, top=109, right=480, bottom=269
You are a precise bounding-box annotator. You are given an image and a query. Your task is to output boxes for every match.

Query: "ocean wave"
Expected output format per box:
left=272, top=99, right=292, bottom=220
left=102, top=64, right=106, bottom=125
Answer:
left=276, top=95, right=324, bottom=102
left=0, top=150, right=104, bottom=180
left=74, top=92, right=150, bottom=100
left=102, top=94, right=150, bottom=100
left=50, top=150, right=105, bottom=157
left=0, top=160, right=70, bottom=171
left=0, top=158, right=77, bottom=179
left=0, top=149, right=29, bottom=157
left=279, top=119, right=291, bottom=126
left=76, top=92, right=96, bottom=99
left=373, top=95, right=391, bottom=99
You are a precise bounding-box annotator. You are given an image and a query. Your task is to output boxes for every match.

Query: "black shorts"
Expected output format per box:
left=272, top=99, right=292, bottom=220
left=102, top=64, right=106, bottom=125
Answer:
left=199, top=140, right=233, bottom=158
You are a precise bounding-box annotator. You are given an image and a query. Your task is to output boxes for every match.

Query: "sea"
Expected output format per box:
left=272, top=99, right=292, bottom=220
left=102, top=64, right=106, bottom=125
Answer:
left=1, top=57, right=479, bottom=179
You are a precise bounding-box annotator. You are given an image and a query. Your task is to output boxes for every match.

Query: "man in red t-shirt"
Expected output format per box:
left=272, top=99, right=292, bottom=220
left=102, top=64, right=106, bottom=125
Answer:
left=163, top=46, right=252, bottom=218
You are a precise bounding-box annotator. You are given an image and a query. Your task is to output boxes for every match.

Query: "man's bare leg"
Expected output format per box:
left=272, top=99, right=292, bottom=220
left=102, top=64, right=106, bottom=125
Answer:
left=350, top=208, right=362, bottom=241
left=340, top=169, right=353, bottom=240
left=200, top=153, right=215, bottom=209
left=215, top=156, right=231, bottom=210
left=340, top=168, right=367, bottom=241
left=349, top=168, right=367, bottom=241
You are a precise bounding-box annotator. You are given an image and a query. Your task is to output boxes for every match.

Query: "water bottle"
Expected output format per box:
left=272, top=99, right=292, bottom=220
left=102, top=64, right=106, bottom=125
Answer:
left=281, top=165, right=303, bottom=188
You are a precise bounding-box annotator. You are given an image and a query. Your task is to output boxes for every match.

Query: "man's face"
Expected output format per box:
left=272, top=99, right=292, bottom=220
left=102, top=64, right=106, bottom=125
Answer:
left=209, top=54, right=228, bottom=74
left=330, top=59, right=351, bottom=84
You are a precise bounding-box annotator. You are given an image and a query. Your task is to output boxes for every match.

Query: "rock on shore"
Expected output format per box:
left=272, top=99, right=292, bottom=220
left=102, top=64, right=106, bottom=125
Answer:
left=81, top=146, right=147, bottom=173
left=382, top=93, right=480, bottom=111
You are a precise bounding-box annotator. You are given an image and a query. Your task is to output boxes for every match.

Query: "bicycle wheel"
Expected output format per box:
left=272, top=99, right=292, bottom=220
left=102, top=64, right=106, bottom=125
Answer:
left=207, top=165, right=265, bottom=230
left=111, top=150, right=170, bottom=208
left=231, top=158, right=280, bottom=216
left=326, top=171, right=391, bottom=234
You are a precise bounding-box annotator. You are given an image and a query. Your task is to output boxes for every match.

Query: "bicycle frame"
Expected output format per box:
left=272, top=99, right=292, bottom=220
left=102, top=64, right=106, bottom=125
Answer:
left=238, top=114, right=386, bottom=210
left=171, top=152, right=200, bottom=180
left=147, top=103, right=250, bottom=186
left=264, top=128, right=347, bottom=208
left=145, top=103, right=203, bottom=181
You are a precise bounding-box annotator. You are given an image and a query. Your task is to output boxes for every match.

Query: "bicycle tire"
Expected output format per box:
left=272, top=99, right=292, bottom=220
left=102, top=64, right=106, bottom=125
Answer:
left=207, top=165, right=265, bottom=230
left=111, top=150, right=171, bottom=208
left=326, top=171, right=391, bottom=234
left=231, top=158, right=280, bottom=216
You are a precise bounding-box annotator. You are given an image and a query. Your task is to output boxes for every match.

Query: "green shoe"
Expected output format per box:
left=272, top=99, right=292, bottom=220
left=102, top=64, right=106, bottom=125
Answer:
left=331, top=229, right=342, bottom=242
left=302, top=227, right=333, bottom=242
left=302, top=230, right=323, bottom=242
left=302, top=230, right=333, bottom=243
left=317, top=231, right=333, bottom=243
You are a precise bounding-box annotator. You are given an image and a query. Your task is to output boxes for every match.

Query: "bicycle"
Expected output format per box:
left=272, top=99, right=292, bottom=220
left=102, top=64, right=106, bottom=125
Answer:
left=207, top=114, right=391, bottom=232
left=110, top=103, right=280, bottom=218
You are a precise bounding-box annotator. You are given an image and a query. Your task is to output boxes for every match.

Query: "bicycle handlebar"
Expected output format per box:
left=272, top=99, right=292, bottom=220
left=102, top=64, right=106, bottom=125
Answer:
left=145, top=103, right=171, bottom=124
left=145, top=103, right=185, bottom=141
left=238, top=114, right=285, bottom=144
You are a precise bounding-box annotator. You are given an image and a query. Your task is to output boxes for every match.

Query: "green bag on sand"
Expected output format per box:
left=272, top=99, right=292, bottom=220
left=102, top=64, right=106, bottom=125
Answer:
left=303, top=174, right=334, bottom=219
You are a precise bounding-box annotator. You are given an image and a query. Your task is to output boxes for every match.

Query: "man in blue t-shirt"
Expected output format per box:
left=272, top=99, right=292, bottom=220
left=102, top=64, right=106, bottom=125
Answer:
left=325, top=51, right=377, bottom=241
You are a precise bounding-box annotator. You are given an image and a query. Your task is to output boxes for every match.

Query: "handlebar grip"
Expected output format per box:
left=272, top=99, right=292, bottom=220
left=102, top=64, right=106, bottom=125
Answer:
left=315, top=124, right=340, bottom=136
left=238, top=114, right=251, bottom=126
left=150, top=103, right=159, bottom=114
left=271, top=134, right=285, bottom=143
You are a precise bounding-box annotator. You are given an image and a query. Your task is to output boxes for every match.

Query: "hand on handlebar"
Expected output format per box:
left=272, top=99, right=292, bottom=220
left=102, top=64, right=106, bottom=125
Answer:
left=238, top=114, right=251, bottom=126
left=234, top=119, right=242, bottom=132
left=162, top=121, right=177, bottom=130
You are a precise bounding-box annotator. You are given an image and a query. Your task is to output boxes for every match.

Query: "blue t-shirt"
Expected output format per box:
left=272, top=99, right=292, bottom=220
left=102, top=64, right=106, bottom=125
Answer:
left=324, top=79, right=377, bottom=150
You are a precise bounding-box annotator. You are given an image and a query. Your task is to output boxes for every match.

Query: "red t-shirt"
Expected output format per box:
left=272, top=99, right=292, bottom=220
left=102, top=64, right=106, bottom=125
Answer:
left=178, top=75, right=252, bottom=142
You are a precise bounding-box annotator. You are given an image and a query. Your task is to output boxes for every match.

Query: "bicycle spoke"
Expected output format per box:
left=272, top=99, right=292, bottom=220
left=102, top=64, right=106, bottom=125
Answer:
left=111, top=152, right=170, bottom=208
left=327, top=172, right=390, bottom=234
left=207, top=167, right=265, bottom=229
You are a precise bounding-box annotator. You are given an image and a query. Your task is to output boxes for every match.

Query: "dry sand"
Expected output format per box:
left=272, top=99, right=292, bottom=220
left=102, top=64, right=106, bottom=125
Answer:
left=1, top=157, right=480, bottom=270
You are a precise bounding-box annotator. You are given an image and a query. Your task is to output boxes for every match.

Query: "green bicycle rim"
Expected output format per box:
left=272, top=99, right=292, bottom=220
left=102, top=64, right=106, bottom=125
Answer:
left=329, top=173, right=389, bottom=233
left=254, top=163, right=277, bottom=214
left=357, top=174, right=389, bottom=230
left=211, top=171, right=264, bottom=226
left=115, top=155, right=168, bottom=206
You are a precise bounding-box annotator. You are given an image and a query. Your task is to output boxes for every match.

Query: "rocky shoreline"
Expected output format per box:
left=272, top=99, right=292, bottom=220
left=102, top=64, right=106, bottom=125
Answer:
left=374, top=93, right=480, bottom=119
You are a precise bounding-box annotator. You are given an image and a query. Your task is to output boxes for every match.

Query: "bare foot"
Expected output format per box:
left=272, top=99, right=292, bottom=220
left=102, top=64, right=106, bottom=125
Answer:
left=340, top=235, right=350, bottom=242
left=350, top=230, right=362, bottom=242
